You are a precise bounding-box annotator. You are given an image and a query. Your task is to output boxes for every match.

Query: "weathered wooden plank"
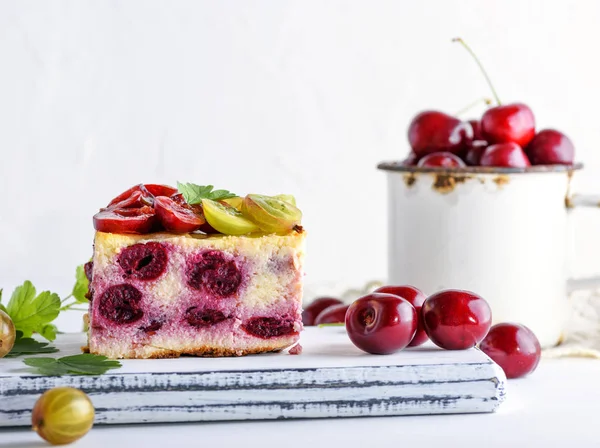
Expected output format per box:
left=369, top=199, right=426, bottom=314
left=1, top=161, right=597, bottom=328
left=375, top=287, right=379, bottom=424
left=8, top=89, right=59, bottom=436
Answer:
left=0, top=328, right=506, bottom=427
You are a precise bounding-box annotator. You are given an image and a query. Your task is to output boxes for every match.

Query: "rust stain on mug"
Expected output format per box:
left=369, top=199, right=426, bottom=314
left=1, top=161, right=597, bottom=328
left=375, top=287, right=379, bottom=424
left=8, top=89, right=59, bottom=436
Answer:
left=403, top=173, right=417, bottom=188
left=432, top=174, right=469, bottom=194
left=493, top=175, right=510, bottom=188
left=565, top=169, right=574, bottom=208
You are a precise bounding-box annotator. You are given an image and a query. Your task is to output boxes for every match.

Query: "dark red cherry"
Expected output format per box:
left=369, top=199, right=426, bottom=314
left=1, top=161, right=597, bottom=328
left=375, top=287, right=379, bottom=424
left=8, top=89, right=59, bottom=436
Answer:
left=98, top=284, right=144, bottom=325
left=480, top=142, right=531, bottom=168
left=525, top=129, right=575, bottom=165
left=314, top=304, right=349, bottom=325
left=401, top=152, right=419, bottom=166
left=422, top=289, right=492, bottom=350
left=242, top=316, right=297, bottom=339
left=464, top=141, right=488, bottom=166
left=481, top=103, right=536, bottom=148
left=154, top=196, right=205, bottom=233
left=185, top=307, right=229, bottom=328
left=408, top=111, right=473, bottom=157
left=374, top=285, right=428, bottom=347
left=480, top=323, right=541, bottom=379
left=302, top=297, right=344, bottom=326
left=107, top=184, right=177, bottom=208
left=417, top=152, right=466, bottom=168
left=345, top=293, right=417, bottom=355
left=468, top=120, right=483, bottom=140
left=93, top=206, right=157, bottom=234
left=186, top=250, right=242, bottom=297
left=117, top=242, right=168, bottom=281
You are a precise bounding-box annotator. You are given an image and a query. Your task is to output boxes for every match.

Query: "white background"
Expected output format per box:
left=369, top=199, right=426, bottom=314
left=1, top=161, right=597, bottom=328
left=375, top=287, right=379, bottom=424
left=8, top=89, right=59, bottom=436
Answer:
left=1, top=0, right=599, bottom=331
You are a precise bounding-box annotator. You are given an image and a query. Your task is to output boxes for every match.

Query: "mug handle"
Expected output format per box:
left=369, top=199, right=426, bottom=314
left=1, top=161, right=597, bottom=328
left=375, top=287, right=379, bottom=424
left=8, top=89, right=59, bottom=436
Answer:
left=567, top=194, right=600, bottom=292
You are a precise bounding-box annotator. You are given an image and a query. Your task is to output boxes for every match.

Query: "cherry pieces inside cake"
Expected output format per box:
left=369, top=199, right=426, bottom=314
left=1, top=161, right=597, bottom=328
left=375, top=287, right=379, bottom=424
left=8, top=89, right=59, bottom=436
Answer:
left=85, top=183, right=305, bottom=359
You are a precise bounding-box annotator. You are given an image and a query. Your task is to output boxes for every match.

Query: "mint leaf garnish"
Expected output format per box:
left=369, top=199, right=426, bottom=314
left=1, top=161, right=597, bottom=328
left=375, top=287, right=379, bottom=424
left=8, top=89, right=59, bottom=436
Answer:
left=71, top=264, right=90, bottom=303
left=23, top=354, right=122, bottom=376
left=5, top=332, right=59, bottom=358
left=177, top=182, right=237, bottom=205
left=6, top=281, right=60, bottom=341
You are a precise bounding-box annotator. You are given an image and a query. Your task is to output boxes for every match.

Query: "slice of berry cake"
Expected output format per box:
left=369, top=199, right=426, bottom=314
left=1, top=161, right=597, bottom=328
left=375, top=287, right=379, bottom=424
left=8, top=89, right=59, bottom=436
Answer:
left=85, top=183, right=305, bottom=359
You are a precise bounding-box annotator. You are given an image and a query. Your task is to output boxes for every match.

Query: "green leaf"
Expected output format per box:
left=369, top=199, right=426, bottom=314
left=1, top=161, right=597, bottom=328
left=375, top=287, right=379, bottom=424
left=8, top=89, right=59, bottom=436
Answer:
left=177, top=182, right=237, bottom=205
left=6, top=335, right=59, bottom=358
left=38, top=323, right=58, bottom=341
left=72, top=264, right=90, bottom=303
left=6, top=281, right=60, bottom=340
left=23, top=354, right=122, bottom=376
left=23, top=358, right=70, bottom=375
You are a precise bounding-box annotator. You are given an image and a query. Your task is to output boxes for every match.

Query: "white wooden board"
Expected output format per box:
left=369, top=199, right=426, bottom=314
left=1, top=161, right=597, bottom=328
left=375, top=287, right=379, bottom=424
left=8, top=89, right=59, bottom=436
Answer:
left=0, top=327, right=506, bottom=427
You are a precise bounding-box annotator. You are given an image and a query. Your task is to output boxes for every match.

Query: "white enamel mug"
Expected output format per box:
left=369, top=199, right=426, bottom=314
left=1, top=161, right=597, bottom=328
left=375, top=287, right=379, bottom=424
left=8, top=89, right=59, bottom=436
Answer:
left=378, top=162, right=600, bottom=348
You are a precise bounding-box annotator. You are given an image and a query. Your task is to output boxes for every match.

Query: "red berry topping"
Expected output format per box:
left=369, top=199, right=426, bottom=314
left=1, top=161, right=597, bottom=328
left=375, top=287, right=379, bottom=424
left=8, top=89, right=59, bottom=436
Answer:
left=117, top=242, right=168, bottom=281
left=93, top=206, right=157, bottom=234
left=144, top=184, right=178, bottom=198
left=84, top=261, right=94, bottom=283
left=480, top=142, right=531, bottom=168
left=345, top=293, right=417, bottom=355
left=422, top=289, right=492, bottom=350
left=374, top=285, right=428, bottom=347
left=186, top=250, right=242, bottom=297
left=108, top=184, right=177, bottom=208
left=408, top=111, right=473, bottom=157
left=481, top=103, right=536, bottom=148
left=185, top=307, right=229, bottom=328
left=314, top=304, right=349, bottom=325
left=479, top=323, right=541, bottom=379
left=242, top=316, right=297, bottom=339
left=98, top=284, right=144, bottom=325
left=417, top=152, right=466, bottom=168
left=464, top=141, right=488, bottom=166
left=302, top=297, right=344, bottom=326
left=154, top=196, right=205, bottom=234
left=526, top=129, right=575, bottom=165
left=108, top=190, right=149, bottom=209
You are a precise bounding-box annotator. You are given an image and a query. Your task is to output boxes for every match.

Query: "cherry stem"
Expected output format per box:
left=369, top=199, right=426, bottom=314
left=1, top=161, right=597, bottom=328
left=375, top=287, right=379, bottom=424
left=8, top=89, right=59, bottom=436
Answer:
left=317, top=323, right=345, bottom=328
left=452, top=37, right=501, bottom=105
left=454, top=97, right=493, bottom=117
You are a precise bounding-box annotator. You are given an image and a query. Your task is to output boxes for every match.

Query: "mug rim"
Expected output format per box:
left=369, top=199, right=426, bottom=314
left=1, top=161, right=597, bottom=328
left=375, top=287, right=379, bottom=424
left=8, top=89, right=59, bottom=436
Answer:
left=377, top=161, right=584, bottom=174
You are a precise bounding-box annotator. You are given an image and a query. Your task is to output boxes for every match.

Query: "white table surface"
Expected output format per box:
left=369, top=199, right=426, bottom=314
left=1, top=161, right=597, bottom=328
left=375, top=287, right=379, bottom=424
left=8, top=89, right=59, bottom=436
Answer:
left=1, top=357, right=599, bottom=448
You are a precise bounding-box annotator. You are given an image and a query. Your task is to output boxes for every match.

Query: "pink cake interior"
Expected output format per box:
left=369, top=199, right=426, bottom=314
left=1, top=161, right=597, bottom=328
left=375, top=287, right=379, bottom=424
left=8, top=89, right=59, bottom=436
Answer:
left=88, top=237, right=303, bottom=357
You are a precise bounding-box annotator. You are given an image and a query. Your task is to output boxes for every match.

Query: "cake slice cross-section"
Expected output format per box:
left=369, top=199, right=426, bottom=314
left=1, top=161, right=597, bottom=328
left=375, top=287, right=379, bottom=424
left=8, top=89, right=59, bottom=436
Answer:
left=86, top=183, right=305, bottom=359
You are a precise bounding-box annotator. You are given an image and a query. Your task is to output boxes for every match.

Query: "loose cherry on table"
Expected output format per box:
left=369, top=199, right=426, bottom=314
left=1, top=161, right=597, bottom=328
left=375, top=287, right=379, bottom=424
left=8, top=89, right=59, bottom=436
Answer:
left=314, top=304, right=350, bottom=325
left=345, top=293, right=417, bottom=355
left=422, top=289, right=492, bottom=350
left=417, top=152, right=466, bottom=168
left=525, top=129, right=575, bottom=165
left=479, top=323, right=541, bottom=379
left=374, top=285, right=428, bottom=347
left=408, top=111, right=473, bottom=158
left=302, top=297, right=344, bottom=326
left=480, top=142, right=531, bottom=168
